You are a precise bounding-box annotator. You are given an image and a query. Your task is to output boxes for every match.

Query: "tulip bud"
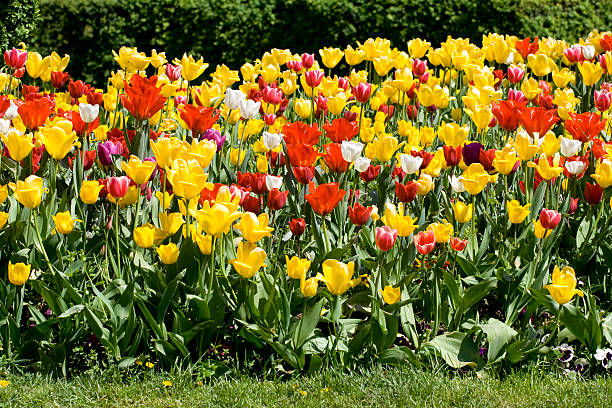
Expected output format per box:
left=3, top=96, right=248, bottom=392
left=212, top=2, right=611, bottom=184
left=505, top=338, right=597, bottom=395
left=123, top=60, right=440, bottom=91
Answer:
left=107, top=176, right=130, bottom=199
left=304, top=70, right=324, bottom=88
left=376, top=226, right=397, bottom=252
left=301, top=53, right=314, bottom=69
left=165, top=63, right=182, bottom=82
left=289, top=218, right=306, bottom=236
left=539, top=208, right=561, bottom=230
left=507, top=66, right=525, bottom=84
left=412, top=59, right=427, bottom=76
left=354, top=82, right=372, bottom=103
left=594, top=89, right=611, bottom=112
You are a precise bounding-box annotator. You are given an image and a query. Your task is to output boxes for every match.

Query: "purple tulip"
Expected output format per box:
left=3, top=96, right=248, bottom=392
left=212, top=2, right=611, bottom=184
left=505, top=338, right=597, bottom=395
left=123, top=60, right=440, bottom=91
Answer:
left=462, top=142, right=484, bottom=166
left=201, top=128, right=226, bottom=152
left=97, top=141, right=122, bottom=166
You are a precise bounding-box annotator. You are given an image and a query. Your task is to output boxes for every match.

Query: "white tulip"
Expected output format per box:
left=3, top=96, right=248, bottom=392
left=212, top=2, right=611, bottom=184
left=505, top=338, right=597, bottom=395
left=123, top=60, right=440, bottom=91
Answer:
left=262, top=131, right=283, bottom=150
left=450, top=175, right=466, bottom=193
left=224, top=88, right=245, bottom=110
left=79, top=103, right=99, bottom=123
left=400, top=153, right=423, bottom=174
left=581, top=45, right=595, bottom=60
left=341, top=141, right=364, bottom=163
left=265, top=175, right=283, bottom=191
left=504, top=52, right=514, bottom=65
left=353, top=156, right=371, bottom=172
left=0, top=119, right=9, bottom=135
left=564, top=160, right=586, bottom=175
left=240, top=99, right=260, bottom=120
left=560, top=137, right=582, bottom=157
left=3, top=101, right=18, bottom=120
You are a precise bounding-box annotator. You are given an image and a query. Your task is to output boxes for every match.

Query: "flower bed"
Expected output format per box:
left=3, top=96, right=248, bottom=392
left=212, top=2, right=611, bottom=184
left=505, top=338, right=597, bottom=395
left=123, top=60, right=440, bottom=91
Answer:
left=0, top=31, right=612, bottom=374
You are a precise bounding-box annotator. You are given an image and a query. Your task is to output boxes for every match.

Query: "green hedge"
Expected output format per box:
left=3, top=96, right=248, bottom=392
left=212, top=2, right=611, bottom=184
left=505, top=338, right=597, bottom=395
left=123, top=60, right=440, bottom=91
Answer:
left=26, top=0, right=612, bottom=85
left=0, top=0, right=39, bottom=51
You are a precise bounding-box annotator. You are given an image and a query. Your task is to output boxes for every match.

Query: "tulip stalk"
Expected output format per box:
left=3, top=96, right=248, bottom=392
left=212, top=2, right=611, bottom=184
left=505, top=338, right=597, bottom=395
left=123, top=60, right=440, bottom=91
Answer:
left=115, top=201, right=121, bottom=278
left=32, top=211, right=53, bottom=273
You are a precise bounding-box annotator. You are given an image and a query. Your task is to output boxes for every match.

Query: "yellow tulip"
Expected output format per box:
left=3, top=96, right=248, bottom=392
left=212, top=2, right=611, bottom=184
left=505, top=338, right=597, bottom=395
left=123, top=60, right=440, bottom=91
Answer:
left=300, top=277, right=318, bottom=298
left=40, top=125, right=77, bottom=160
left=0, top=212, right=8, bottom=229
left=408, top=38, right=431, bottom=59
left=49, top=51, right=70, bottom=72
left=380, top=285, right=401, bottom=305
left=514, top=132, right=540, bottom=161
left=0, top=184, right=8, bottom=204
left=166, top=159, right=208, bottom=200
left=293, top=98, right=312, bottom=119
left=8, top=261, right=31, bottom=285
left=121, top=155, right=156, bottom=185
left=52, top=211, right=81, bottom=234
left=371, top=134, right=401, bottom=163
left=1, top=130, right=34, bottom=162
left=229, top=241, right=267, bottom=278
left=381, top=203, right=419, bottom=237
left=552, top=68, right=574, bottom=88
left=319, top=47, right=344, bottom=69
left=234, top=212, right=274, bottom=243
left=520, top=77, right=540, bottom=100
left=25, top=52, right=50, bottom=79
left=344, top=45, right=365, bottom=66
left=544, top=266, right=584, bottom=305
left=318, top=259, right=356, bottom=296
left=461, top=163, right=490, bottom=195
left=80, top=180, right=104, bottom=204
left=416, top=173, right=434, bottom=195
left=533, top=219, right=552, bottom=239
left=528, top=153, right=563, bottom=180
left=578, top=61, right=604, bottom=87
left=9, top=175, right=44, bottom=209
left=507, top=200, right=531, bottom=224
left=438, top=122, right=469, bottom=147
left=156, top=243, right=180, bottom=264
left=191, top=227, right=213, bottom=255
left=229, top=147, right=246, bottom=166
left=592, top=159, right=612, bottom=188
left=527, top=54, right=555, bottom=77
left=159, top=212, right=184, bottom=236
left=176, top=54, right=209, bottom=82
left=286, top=256, right=311, bottom=280
left=493, top=147, right=519, bottom=175
left=191, top=202, right=242, bottom=238
left=452, top=201, right=473, bottom=223
left=327, top=93, right=348, bottom=116
left=155, top=191, right=174, bottom=211
left=134, top=223, right=166, bottom=248
left=189, top=139, right=216, bottom=168
left=427, top=221, right=454, bottom=243
left=150, top=137, right=182, bottom=169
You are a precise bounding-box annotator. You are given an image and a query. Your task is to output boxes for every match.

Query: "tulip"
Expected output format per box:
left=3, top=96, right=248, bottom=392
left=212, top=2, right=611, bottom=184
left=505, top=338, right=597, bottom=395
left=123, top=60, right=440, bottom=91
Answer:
left=9, top=175, right=44, bottom=209
left=286, top=256, right=311, bottom=280
left=413, top=230, right=436, bottom=255
left=97, top=141, right=121, bottom=166
left=120, top=74, right=167, bottom=120
left=304, top=70, right=324, bottom=88
left=80, top=180, right=104, bottom=204
left=539, top=208, right=561, bottom=230
left=166, top=159, right=208, bottom=200
left=239, top=99, right=260, bottom=120
left=4, top=48, right=27, bottom=69
left=348, top=202, right=372, bottom=226
left=159, top=212, right=184, bottom=236
left=376, top=226, right=398, bottom=252
left=188, top=138, right=216, bottom=168
left=293, top=98, right=312, bottom=119
left=107, top=176, right=131, bottom=199
left=229, top=241, right=267, bottom=278
left=452, top=201, right=473, bottom=223
left=560, top=137, right=582, bottom=157
left=39, top=125, right=77, bottom=160
left=165, top=63, right=182, bottom=81
left=341, top=141, right=364, bottom=163
left=134, top=223, right=165, bottom=248
left=507, top=200, right=531, bottom=224
left=8, top=261, right=31, bottom=285
left=268, top=188, right=288, bottom=211
left=157, top=243, right=180, bottom=264
left=507, top=66, right=525, bottom=83
left=305, top=182, right=346, bottom=216
left=300, top=277, right=319, bottom=298
left=584, top=182, right=603, bottom=205
left=427, top=221, right=454, bottom=243
left=578, top=61, right=603, bottom=86
left=443, top=145, right=462, bottom=167
left=319, top=47, right=344, bottom=69
left=191, top=202, right=242, bottom=238
left=380, top=285, right=401, bottom=305
left=201, top=129, right=226, bottom=152
left=400, top=154, right=423, bottom=174
left=265, top=175, right=283, bottom=191
left=52, top=211, right=81, bottom=234
left=450, top=237, right=467, bottom=251
left=381, top=203, right=418, bottom=237
left=1, top=130, right=34, bottom=161
left=318, top=259, right=356, bottom=295
left=461, top=163, right=491, bottom=195
left=50, top=71, right=70, bottom=89
left=289, top=218, right=306, bottom=237
left=395, top=181, right=418, bottom=203
left=594, top=89, right=611, bottom=112
left=493, top=147, right=520, bottom=175
left=544, top=266, right=584, bottom=305
left=0, top=211, right=8, bottom=229
left=224, top=88, right=245, bottom=110
left=354, top=82, right=372, bottom=103
left=25, top=52, right=50, bottom=79
left=176, top=53, right=208, bottom=82
left=234, top=212, right=274, bottom=242
left=592, top=159, right=612, bottom=188
left=78, top=103, right=99, bottom=123
left=262, top=131, right=283, bottom=150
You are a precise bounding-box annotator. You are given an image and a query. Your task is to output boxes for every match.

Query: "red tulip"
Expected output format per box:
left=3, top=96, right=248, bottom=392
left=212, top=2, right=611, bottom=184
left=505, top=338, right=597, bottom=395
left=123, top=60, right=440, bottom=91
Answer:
left=515, top=36, right=539, bottom=59
left=354, top=82, right=372, bottom=103
left=412, top=59, right=427, bottom=76
left=0, top=95, right=10, bottom=118
left=348, top=202, right=372, bottom=226
left=68, top=80, right=87, bottom=99
left=507, top=66, right=525, bottom=84
left=301, top=53, right=315, bottom=69
left=165, top=63, right=182, bottom=82
left=242, top=195, right=262, bottom=214
left=237, top=172, right=267, bottom=195
left=413, top=230, right=435, bottom=255
left=443, top=145, right=462, bottom=167
left=584, top=182, right=603, bottom=205
left=289, top=218, right=306, bottom=236
left=179, top=104, right=219, bottom=136
left=293, top=165, right=316, bottom=184
left=479, top=149, right=496, bottom=172
left=450, top=237, right=467, bottom=251
left=268, top=188, right=288, bottom=210
left=395, top=181, right=418, bottom=203
left=492, top=100, right=526, bottom=132
left=360, top=164, right=380, bottom=183
left=107, top=176, right=130, bottom=199
left=376, top=226, right=398, bottom=252
left=539, top=208, right=561, bottom=230
left=286, top=144, right=320, bottom=167
left=305, top=182, right=346, bottom=216
left=282, top=121, right=322, bottom=146
left=17, top=98, right=53, bottom=131
left=518, top=107, right=559, bottom=138
left=323, top=143, right=348, bottom=173
left=564, top=112, right=607, bottom=143
left=594, top=89, right=611, bottom=113
left=120, top=74, right=167, bottom=120
left=50, top=71, right=70, bottom=89
left=304, top=70, right=324, bottom=88
left=4, top=48, right=27, bottom=69
left=323, top=117, right=359, bottom=143
left=569, top=198, right=579, bottom=214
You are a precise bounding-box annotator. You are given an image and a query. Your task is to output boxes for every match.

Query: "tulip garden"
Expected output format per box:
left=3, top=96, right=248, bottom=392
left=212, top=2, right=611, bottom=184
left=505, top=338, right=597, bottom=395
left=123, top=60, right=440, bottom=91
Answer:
left=0, top=30, right=612, bottom=378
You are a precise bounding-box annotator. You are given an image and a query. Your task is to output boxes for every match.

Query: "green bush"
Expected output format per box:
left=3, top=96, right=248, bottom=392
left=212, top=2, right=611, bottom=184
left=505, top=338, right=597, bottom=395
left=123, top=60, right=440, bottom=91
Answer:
left=0, top=0, right=40, bottom=51
left=26, top=0, right=612, bottom=85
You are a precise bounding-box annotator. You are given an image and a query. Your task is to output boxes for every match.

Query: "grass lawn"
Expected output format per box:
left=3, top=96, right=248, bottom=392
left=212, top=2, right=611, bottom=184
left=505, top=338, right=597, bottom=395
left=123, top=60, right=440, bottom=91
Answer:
left=0, top=366, right=610, bottom=408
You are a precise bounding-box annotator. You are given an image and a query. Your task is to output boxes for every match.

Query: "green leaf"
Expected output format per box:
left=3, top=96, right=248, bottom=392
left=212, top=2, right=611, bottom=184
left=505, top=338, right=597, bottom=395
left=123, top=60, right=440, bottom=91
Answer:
left=294, top=298, right=324, bottom=349
left=425, top=331, right=484, bottom=369
left=478, top=318, right=517, bottom=363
